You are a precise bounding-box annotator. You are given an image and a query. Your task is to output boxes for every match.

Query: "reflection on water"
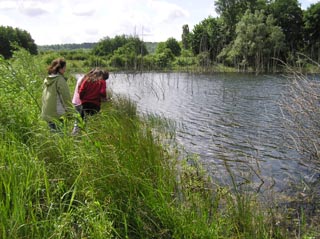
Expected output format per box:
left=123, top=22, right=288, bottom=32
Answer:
left=110, top=72, right=314, bottom=192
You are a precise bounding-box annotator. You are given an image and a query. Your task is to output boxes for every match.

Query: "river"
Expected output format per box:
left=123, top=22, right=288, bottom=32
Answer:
left=109, top=72, right=318, bottom=194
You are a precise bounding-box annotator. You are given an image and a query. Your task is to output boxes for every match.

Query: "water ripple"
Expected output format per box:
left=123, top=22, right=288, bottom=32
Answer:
left=110, top=72, right=312, bottom=191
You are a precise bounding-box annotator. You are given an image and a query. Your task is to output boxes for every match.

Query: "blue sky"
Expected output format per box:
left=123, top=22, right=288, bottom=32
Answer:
left=0, top=0, right=317, bottom=45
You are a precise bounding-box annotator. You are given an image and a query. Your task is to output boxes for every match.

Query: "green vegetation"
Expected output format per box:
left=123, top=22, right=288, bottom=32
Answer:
left=0, top=1, right=318, bottom=236
left=3, top=47, right=320, bottom=238
left=2, top=1, right=320, bottom=73
left=0, top=26, right=37, bottom=59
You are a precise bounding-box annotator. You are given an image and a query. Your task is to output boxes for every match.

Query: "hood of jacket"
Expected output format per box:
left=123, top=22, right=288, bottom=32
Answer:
left=41, top=73, right=72, bottom=122
left=43, top=74, right=64, bottom=87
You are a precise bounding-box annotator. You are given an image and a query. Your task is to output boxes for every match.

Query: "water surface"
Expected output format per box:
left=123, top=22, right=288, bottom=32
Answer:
left=109, top=72, right=314, bottom=193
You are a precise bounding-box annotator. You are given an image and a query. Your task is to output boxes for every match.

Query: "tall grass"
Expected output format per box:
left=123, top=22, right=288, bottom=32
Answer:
left=0, top=49, right=310, bottom=238
left=279, top=68, right=320, bottom=238
left=280, top=70, right=320, bottom=172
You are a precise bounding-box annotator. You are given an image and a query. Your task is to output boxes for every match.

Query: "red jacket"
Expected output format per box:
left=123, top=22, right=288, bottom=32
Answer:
left=79, top=79, right=106, bottom=106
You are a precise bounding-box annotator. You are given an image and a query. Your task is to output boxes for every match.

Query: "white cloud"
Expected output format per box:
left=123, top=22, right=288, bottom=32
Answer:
left=16, top=0, right=53, bottom=16
left=20, top=7, right=48, bottom=16
left=73, top=8, right=96, bottom=17
left=0, top=0, right=316, bottom=45
left=0, top=0, right=209, bottom=44
left=0, top=1, right=17, bottom=10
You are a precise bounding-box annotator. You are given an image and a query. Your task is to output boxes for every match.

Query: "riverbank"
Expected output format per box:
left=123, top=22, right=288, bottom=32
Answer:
left=100, top=61, right=320, bottom=75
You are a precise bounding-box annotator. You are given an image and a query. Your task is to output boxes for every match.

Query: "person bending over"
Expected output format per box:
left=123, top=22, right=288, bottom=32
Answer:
left=79, top=68, right=109, bottom=119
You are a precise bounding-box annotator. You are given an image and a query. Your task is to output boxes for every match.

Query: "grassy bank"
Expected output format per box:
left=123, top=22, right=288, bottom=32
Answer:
left=0, top=50, right=318, bottom=238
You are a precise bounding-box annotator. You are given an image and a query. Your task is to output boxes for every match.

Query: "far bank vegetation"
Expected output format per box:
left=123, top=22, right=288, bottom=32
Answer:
left=1, top=0, right=320, bottom=73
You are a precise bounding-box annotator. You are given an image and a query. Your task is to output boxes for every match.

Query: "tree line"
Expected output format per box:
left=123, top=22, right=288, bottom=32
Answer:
left=38, top=42, right=97, bottom=51
left=85, top=0, right=319, bottom=72
left=1, top=0, right=319, bottom=73
left=183, top=0, right=320, bottom=72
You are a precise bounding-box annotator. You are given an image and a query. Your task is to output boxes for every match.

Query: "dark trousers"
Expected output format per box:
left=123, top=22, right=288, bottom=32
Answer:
left=81, top=102, right=100, bottom=119
left=48, top=119, right=64, bottom=133
left=75, top=105, right=82, bottom=114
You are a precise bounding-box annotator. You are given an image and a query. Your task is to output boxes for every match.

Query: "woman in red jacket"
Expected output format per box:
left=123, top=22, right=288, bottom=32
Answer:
left=79, top=68, right=109, bottom=119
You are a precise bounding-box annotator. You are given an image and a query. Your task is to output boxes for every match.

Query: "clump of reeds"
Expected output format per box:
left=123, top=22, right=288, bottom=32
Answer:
left=280, top=70, right=320, bottom=172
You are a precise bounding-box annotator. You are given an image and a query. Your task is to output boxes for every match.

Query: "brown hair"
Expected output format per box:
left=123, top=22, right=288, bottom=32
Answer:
left=47, top=58, right=66, bottom=74
left=102, top=70, right=109, bottom=80
left=86, top=68, right=109, bottom=82
left=77, top=68, right=95, bottom=91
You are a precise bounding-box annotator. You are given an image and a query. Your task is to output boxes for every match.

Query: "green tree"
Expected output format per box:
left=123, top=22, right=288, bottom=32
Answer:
left=303, top=2, right=320, bottom=61
left=214, top=0, right=242, bottom=42
left=155, top=48, right=174, bottom=68
left=0, top=27, right=11, bottom=58
left=154, top=41, right=175, bottom=68
left=165, top=37, right=181, bottom=57
left=155, top=42, right=167, bottom=54
left=190, top=17, right=225, bottom=62
left=214, top=0, right=266, bottom=43
left=225, top=10, right=285, bottom=72
left=0, top=26, right=37, bottom=59
left=181, top=24, right=190, bottom=49
left=92, top=35, right=125, bottom=56
left=110, top=41, right=145, bottom=69
left=92, top=35, right=147, bottom=57
left=269, top=0, right=303, bottom=54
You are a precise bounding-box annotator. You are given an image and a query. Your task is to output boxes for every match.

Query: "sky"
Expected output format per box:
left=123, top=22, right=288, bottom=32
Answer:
left=0, top=0, right=318, bottom=46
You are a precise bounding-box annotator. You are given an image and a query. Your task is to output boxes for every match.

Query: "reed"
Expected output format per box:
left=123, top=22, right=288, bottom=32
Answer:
left=280, top=71, right=320, bottom=171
